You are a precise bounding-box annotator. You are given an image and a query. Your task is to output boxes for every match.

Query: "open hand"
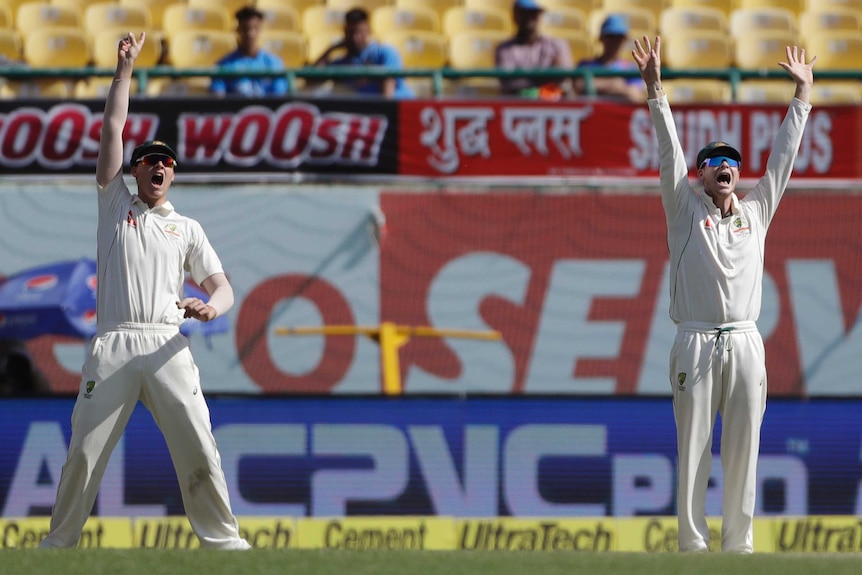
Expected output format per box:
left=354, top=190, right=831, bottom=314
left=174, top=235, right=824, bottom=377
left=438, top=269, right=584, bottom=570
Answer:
left=779, top=45, right=816, bottom=87
left=632, top=36, right=661, bottom=85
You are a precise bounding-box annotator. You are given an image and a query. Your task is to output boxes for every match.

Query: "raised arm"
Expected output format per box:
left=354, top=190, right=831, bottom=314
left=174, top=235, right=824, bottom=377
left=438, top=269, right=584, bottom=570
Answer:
left=96, top=32, right=145, bottom=187
left=779, top=45, right=815, bottom=105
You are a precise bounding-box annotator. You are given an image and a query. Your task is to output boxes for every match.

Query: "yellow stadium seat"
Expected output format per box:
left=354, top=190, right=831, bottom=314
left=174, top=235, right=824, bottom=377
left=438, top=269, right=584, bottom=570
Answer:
left=188, top=0, right=249, bottom=19
left=328, top=0, right=393, bottom=12
left=0, top=28, right=21, bottom=62
left=663, top=31, right=732, bottom=69
left=161, top=4, right=232, bottom=41
left=442, top=6, right=512, bottom=38
left=660, top=6, right=727, bottom=35
left=542, top=0, right=601, bottom=15
left=734, top=29, right=799, bottom=70
left=165, top=29, right=236, bottom=68
left=396, top=0, right=460, bottom=22
left=798, top=8, right=862, bottom=41
left=307, top=32, right=344, bottom=62
left=601, top=0, right=668, bottom=20
left=668, top=0, right=735, bottom=17
left=816, top=0, right=862, bottom=12
left=50, top=0, right=105, bottom=12
left=0, top=0, right=28, bottom=27
left=23, top=26, right=90, bottom=66
left=118, top=0, right=169, bottom=30
left=0, top=3, right=11, bottom=28
left=2, top=78, right=76, bottom=98
left=448, top=28, right=508, bottom=68
left=464, top=0, right=517, bottom=13
left=737, top=0, right=806, bottom=18
left=736, top=79, right=793, bottom=103
left=371, top=5, right=440, bottom=35
left=74, top=76, right=140, bottom=98
left=83, top=3, right=152, bottom=36
left=258, top=3, right=301, bottom=32
left=145, top=77, right=212, bottom=97
left=810, top=81, right=862, bottom=104
left=91, top=27, right=163, bottom=68
left=728, top=7, right=797, bottom=39
left=541, top=6, right=589, bottom=36
left=260, top=29, right=308, bottom=67
left=551, top=30, right=593, bottom=63
left=302, top=6, right=347, bottom=36
left=663, top=78, right=731, bottom=103
left=257, top=0, right=324, bottom=21
left=379, top=29, right=448, bottom=67
left=805, top=29, right=862, bottom=70
left=16, top=2, right=79, bottom=37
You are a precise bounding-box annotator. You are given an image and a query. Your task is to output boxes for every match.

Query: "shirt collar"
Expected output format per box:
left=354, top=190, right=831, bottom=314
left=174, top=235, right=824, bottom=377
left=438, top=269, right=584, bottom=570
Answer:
left=132, top=195, right=175, bottom=213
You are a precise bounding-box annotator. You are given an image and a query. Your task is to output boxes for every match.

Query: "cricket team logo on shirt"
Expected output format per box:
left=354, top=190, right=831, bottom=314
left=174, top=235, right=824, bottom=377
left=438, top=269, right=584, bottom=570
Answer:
left=677, top=372, right=686, bottom=391
left=163, top=223, right=181, bottom=237
left=84, top=380, right=96, bottom=398
left=732, top=216, right=750, bottom=234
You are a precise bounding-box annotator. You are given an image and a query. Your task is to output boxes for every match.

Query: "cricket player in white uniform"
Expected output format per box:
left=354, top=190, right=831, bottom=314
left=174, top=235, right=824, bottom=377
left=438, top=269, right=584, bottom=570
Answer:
left=633, top=37, right=815, bottom=553
left=40, top=33, right=250, bottom=550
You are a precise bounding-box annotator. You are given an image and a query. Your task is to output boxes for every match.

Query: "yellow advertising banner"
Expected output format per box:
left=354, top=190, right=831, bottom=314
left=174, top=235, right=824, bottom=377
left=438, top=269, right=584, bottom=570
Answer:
left=0, top=517, right=131, bottom=548
left=295, top=517, right=456, bottom=550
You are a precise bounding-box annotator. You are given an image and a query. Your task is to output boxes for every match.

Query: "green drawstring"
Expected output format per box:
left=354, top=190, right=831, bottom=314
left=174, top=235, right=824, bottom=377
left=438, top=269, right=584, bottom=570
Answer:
left=714, top=326, right=735, bottom=351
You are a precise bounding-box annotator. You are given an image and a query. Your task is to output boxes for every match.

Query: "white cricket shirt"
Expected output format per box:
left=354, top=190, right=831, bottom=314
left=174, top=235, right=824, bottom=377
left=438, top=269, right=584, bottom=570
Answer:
left=648, top=95, right=811, bottom=324
left=95, top=173, right=224, bottom=328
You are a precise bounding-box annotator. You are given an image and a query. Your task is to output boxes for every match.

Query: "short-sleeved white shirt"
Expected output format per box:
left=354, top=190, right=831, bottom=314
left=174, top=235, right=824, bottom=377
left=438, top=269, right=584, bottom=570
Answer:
left=96, top=173, right=224, bottom=328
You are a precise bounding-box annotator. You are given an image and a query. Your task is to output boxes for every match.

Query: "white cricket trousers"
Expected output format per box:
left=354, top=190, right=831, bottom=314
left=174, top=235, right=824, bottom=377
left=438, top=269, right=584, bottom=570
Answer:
left=40, top=323, right=250, bottom=550
left=669, top=320, right=767, bottom=554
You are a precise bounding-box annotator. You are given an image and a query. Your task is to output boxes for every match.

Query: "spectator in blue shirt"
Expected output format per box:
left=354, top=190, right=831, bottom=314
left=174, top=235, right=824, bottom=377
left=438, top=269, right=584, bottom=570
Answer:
left=313, top=8, right=414, bottom=99
left=575, top=14, right=643, bottom=102
left=210, top=6, right=288, bottom=97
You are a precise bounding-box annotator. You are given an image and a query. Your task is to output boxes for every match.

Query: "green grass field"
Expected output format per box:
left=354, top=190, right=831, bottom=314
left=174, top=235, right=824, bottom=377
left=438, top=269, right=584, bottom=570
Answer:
left=3, top=550, right=861, bottom=575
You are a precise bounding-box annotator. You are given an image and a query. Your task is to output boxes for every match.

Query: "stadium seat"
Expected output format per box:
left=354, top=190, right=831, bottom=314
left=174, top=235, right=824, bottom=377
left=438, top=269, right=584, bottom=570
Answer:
left=91, top=27, right=163, bottom=68
left=74, top=76, right=139, bottom=98
left=663, top=31, right=732, bottom=69
left=307, top=32, right=345, bottom=62
left=396, top=0, right=461, bottom=22
left=379, top=29, right=448, bottom=67
left=798, top=8, right=862, bottom=42
left=327, top=0, right=393, bottom=12
left=50, top=0, right=105, bottom=12
left=733, top=29, right=799, bottom=70
left=551, top=30, right=593, bottom=63
left=258, top=3, right=301, bottom=32
left=83, top=3, right=152, bottom=37
left=145, top=77, right=212, bottom=97
left=0, top=28, right=21, bottom=62
left=663, top=78, right=732, bottom=103
left=542, top=0, right=601, bottom=15
left=23, top=26, right=90, bottom=67
left=816, top=0, right=862, bottom=12
left=187, top=0, right=250, bottom=19
left=260, top=29, right=308, bottom=68
left=161, top=4, right=232, bottom=41
left=371, top=5, right=441, bottom=35
left=541, top=6, right=589, bottom=36
left=0, top=0, right=27, bottom=27
left=659, top=6, right=728, bottom=36
left=442, top=6, right=512, bottom=39
left=668, top=0, right=735, bottom=18
left=165, top=29, right=236, bottom=68
left=804, top=29, right=862, bottom=70
left=737, top=0, right=806, bottom=18
left=736, top=79, right=793, bottom=103
left=302, top=6, right=347, bottom=37
left=448, top=28, right=508, bottom=68
left=588, top=8, right=656, bottom=41
left=16, top=2, right=80, bottom=38
left=257, top=0, right=324, bottom=21
left=118, top=0, right=169, bottom=30
left=0, top=3, right=10, bottom=28
left=810, top=81, right=862, bottom=105
left=601, top=0, right=668, bottom=21
left=1, top=79, right=76, bottom=98
left=464, top=0, right=517, bottom=13
left=728, top=7, right=798, bottom=39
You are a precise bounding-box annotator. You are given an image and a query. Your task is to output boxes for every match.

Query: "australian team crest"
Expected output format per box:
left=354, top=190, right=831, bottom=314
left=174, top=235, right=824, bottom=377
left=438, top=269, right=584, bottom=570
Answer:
left=677, top=372, right=686, bottom=391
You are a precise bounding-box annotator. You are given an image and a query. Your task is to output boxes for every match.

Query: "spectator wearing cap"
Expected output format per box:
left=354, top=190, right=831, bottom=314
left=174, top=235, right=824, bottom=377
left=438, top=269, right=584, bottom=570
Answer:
left=494, top=0, right=573, bottom=99
left=575, top=14, right=644, bottom=102
left=210, top=6, right=288, bottom=97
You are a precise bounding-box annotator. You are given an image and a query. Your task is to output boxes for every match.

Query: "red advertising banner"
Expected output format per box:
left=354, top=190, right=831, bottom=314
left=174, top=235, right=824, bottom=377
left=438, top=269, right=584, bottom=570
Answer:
left=380, top=192, right=862, bottom=396
left=397, top=100, right=862, bottom=179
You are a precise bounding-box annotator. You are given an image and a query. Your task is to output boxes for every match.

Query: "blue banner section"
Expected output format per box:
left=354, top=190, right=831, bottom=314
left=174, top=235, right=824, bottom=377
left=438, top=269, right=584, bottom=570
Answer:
left=0, top=397, right=860, bottom=518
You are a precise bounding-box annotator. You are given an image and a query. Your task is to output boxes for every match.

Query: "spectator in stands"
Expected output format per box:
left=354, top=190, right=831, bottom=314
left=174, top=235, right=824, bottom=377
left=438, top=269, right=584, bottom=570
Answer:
left=0, top=339, right=50, bottom=396
left=495, top=0, right=573, bottom=100
left=210, top=6, right=288, bottom=97
left=312, top=7, right=414, bottom=99
left=575, top=14, right=644, bottom=102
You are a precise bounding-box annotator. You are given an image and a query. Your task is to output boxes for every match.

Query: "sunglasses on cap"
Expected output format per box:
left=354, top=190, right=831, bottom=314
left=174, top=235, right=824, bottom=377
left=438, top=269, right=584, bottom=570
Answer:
left=700, top=156, right=740, bottom=168
left=137, top=154, right=176, bottom=168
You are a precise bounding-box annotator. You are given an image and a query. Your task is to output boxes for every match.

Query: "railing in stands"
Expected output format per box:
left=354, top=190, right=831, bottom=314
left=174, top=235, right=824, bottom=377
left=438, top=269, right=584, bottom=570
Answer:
left=0, top=66, right=859, bottom=99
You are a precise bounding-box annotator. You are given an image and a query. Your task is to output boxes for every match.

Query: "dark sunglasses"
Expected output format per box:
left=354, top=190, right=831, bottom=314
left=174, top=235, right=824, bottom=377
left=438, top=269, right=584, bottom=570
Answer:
left=700, top=156, right=740, bottom=168
left=137, top=154, right=176, bottom=168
